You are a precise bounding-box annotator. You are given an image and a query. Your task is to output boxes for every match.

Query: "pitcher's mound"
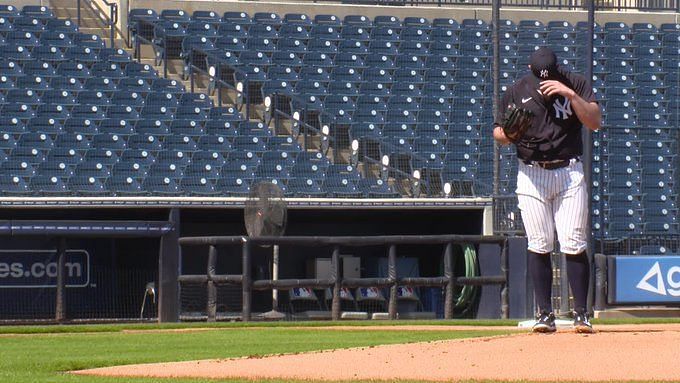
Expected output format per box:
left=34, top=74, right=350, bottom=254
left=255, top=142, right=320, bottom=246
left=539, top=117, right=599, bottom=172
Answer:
left=76, top=325, right=680, bottom=382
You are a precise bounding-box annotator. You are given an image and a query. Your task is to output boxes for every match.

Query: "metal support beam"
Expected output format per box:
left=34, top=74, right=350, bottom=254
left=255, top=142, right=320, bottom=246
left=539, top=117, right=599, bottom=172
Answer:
left=491, top=0, right=501, bottom=196
left=444, top=242, right=454, bottom=319
left=206, top=245, right=217, bottom=322
left=584, top=0, right=597, bottom=314
left=388, top=245, right=398, bottom=320
left=158, top=208, right=180, bottom=322
left=500, top=240, right=509, bottom=318
left=331, top=246, right=341, bottom=321
left=559, top=253, right=570, bottom=314
left=594, top=253, right=607, bottom=311
left=242, top=240, right=252, bottom=322
left=55, top=238, right=67, bottom=323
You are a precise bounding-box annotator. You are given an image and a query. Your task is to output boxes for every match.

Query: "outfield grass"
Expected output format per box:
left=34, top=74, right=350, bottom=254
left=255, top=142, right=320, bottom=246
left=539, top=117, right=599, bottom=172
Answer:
left=2, top=316, right=679, bottom=335
left=0, top=324, right=510, bottom=383
left=2, top=318, right=679, bottom=383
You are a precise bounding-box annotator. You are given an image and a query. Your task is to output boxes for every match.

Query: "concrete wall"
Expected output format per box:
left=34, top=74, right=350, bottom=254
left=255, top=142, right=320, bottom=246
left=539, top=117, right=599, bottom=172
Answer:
left=11, top=0, right=44, bottom=8
left=129, top=0, right=678, bottom=26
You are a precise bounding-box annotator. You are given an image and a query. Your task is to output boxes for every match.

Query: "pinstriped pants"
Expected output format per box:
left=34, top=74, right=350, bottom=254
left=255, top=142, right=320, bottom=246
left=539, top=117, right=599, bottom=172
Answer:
left=516, top=159, right=588, bottom=255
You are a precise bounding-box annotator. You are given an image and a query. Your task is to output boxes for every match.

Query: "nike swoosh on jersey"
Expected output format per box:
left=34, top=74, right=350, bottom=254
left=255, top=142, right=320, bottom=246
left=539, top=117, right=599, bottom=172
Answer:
left=522, top=97, right=533, bottom=103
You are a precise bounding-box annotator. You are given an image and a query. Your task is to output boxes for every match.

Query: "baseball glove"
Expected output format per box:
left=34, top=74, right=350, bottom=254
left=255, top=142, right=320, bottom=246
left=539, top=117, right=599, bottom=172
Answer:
left=502, top=104, right=533, bottom=143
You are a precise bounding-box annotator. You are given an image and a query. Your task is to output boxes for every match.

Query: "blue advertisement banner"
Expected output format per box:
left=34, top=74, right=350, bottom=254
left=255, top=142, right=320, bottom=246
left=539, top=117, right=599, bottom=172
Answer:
left=0, top=250, right=90, bottom=288
left=612, top=256, right=680, bottom=304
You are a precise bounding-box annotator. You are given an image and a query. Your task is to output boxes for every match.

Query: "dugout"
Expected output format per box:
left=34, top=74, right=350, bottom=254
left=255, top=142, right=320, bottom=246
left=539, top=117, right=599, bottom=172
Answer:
left=0, top=198, right=531, bottom=322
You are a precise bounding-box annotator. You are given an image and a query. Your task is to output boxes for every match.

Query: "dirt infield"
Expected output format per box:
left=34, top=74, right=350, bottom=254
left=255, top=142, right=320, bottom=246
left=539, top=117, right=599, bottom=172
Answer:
left=75, top=324, right=680, bottom=382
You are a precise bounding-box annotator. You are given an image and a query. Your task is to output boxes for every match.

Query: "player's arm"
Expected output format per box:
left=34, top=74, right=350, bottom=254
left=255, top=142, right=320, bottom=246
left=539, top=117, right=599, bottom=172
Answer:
left=567, top=93, right=601, bottom=131
left=539, top=80, right=601, bottom=131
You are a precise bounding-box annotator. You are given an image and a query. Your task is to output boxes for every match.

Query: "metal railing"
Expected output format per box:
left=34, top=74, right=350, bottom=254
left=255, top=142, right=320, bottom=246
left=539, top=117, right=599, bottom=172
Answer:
left=77, top=0, right=119, bottom=48
left=187, top=47, right=250, bottom=116
left=178, top=235, right=510, bottom=321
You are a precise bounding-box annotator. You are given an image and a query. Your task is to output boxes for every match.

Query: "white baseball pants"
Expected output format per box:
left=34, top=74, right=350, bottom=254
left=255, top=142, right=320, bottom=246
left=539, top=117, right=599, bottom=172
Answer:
left=516, top=159, right=588, bottom=255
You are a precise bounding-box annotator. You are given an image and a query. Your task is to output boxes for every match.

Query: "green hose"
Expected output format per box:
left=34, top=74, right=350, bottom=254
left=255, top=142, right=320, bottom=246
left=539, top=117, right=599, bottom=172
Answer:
left=452, top=244, right=479, bottom=316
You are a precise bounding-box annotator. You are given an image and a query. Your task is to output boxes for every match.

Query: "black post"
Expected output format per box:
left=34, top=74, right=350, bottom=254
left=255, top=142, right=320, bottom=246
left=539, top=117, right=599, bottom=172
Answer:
left=190, top=53, right=195, bottom=93
left=158, top=208, right=180, bottom=322
left=206, top=245, right=217, bottom=322
left=242, top=240, right=252, bottom=321
left=443, top=242, right=454, bottom=319
left=163, top=37, right=168, bottom=78
left=331, top=246, right=341, bottom=321
left=584, top=0, right=596, bottom=314
left=492, top=0, right=501, bottom=195
left=135, top=30, right=140, bottom=62
left=55, top=238, right=67, bottom=323
left=217, top=63, right=222, bottom=107
left=388, top=245, right=398, bottom=320
left=558, top=253, right=569, bottom=314
left=110, top=4, right=116, bottom=48
left=245, top=79, right=250, bottom=121
left=594, top=253, right=607, bottom=310
left=77, top=0, right=81, bottom=28
left=500, top=240, right=509, bottom=318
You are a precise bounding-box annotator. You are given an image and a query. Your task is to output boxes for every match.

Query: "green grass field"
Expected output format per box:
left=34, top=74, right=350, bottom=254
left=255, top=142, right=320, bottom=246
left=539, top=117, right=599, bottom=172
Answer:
left=2, top=318, right=679, bottom=383
left=0, top=321, right=513, bottom=383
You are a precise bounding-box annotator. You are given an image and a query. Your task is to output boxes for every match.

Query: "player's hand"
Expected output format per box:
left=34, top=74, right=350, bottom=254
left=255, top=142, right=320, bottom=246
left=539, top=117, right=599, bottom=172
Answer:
left=539, top=80, right=576, bottom=99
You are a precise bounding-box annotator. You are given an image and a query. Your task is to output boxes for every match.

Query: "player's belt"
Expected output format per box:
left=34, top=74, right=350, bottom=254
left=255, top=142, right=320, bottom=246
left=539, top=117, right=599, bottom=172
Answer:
left=523, top=158, right=576, bottom=170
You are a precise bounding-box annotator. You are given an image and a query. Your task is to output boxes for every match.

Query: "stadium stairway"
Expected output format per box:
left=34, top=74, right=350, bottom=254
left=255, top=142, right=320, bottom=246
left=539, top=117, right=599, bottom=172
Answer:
left=49, top=0, right=122, bottom=45
left=126, top=28, right=379, bottom=196
left=65, top=3, right=331, bottom=175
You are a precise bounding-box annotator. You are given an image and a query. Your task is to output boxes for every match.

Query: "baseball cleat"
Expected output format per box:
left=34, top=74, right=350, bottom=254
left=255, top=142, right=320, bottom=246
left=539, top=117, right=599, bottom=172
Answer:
left=532, top=311, right=556, bottom=333
left=573, top=311, right=595, bottom=333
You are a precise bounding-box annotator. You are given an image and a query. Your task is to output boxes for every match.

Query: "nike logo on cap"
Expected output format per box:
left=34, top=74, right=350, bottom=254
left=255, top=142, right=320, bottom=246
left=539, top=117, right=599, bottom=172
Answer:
left=522, top=97, right=533, bottom=103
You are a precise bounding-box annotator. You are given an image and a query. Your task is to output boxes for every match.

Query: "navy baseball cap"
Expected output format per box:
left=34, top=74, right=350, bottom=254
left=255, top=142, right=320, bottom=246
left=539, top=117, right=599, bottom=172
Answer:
left=530, top=47, right=559, bottom=80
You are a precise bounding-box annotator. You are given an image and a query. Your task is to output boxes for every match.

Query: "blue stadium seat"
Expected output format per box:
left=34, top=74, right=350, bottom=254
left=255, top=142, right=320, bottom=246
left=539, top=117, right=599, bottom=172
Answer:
left=215, top=176, right=250, bottom=196
left=73, top=32, right=106, bottom=49
left=0, top=4, right=21, bottom=18
left=222, top=158, right=256, bottom=180
left=128, top=134, right=163, bottom=151
left=180, top=176, right=219, bottom=195
left=310, top=24, right=341, bottom=41
left=31, top=174, right=70, bottom=194
left=21, top=5, right=53, bottom=19
left=13, top=16, right=46, bottom=33
left=0, top=158, right=37, bottom=177
left=325, top=176, right=362, bottom=198
left=192, top=10, right=221, bottom=25
left=290, top=159, right=327, bottom=180
left=47, top=147, right=84, bottom=166
left=28, top=116, right=63, bottom=134
left=287, top=177, right=326, bottom=197
left=222, top=11, right=251, bottom=25
left=160, top=9, right=190, bottom=24
left=75, top=157, right=114, bottom=178
left=142, top=175, right=181, bottom=194
left=344, top=15, right=372, bottom=28
left=106, top=174, right=144, bottom=195
left=313, top=14, right=340, bottom=26
left=430, top=27, right=459, bottom=43
left=357, top=178, right=399, bottom=198
left=0, top=175, right=30, bottom=194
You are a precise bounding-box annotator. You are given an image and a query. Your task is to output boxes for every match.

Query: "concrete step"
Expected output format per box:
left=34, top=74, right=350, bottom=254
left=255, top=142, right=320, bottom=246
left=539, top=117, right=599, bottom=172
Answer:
left=595, top=307, right=680, bottom=319
left=49, top=0, right=78, bottom=7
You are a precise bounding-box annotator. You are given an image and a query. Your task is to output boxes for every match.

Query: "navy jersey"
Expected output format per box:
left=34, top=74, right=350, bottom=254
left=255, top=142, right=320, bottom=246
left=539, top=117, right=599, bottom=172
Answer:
left=495, top=68, right=597, bottom=162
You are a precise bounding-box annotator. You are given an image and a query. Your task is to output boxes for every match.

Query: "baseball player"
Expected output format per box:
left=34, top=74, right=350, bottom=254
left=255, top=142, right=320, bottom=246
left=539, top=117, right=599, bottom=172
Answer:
left=493, top=47, right=601, bottom=333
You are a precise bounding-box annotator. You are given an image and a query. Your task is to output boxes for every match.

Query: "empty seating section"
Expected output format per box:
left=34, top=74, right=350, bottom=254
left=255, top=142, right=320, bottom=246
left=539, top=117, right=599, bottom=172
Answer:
left=0, top=3, right=678, bottom=238
left=588, top=22, right=680, bottom=238
left=134, top=11, right=510, bottom=197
